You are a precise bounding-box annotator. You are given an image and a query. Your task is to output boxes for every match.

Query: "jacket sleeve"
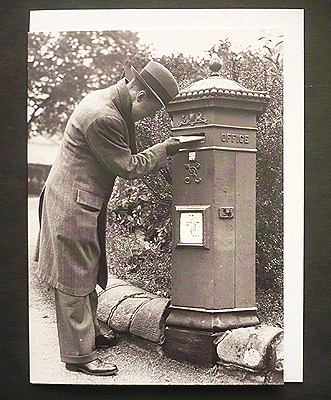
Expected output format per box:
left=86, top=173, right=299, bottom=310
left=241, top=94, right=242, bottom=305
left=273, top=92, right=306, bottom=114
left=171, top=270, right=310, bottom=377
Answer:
left=84, top=116, right=167, bottom=179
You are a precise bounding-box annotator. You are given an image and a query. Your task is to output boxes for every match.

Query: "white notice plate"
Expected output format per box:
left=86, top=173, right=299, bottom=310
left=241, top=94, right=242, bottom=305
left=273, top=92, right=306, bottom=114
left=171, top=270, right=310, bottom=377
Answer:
left=180, top=212, right=203, bottom=244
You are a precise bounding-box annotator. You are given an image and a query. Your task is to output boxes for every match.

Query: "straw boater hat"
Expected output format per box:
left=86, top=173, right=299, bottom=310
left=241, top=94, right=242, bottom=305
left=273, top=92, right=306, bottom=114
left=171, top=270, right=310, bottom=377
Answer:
left=126, top=61, right=179, bottom=107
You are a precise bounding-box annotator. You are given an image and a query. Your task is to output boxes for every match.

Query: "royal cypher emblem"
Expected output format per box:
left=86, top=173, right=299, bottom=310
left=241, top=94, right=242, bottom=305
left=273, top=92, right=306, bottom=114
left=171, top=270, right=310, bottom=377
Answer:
left=184, top=163, right=202, bottom=184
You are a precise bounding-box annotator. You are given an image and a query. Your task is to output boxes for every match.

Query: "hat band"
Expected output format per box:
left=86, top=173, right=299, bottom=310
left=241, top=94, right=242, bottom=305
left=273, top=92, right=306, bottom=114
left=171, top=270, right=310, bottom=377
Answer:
left=140, top=69, right=173, bottom=105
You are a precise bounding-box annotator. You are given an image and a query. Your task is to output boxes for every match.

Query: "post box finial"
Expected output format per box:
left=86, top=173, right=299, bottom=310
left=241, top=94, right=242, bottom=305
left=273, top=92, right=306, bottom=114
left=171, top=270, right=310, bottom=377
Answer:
left=209, top=53, right=222, bottom=76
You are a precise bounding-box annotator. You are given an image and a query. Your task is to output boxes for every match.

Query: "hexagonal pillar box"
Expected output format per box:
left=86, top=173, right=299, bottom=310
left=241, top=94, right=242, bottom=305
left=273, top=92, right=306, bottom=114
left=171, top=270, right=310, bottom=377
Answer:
left=163, top=55, right=269, bottom=366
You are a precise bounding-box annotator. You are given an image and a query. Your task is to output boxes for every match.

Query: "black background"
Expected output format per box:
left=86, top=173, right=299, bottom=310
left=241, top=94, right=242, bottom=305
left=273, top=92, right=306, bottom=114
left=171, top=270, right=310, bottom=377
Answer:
left=1, top=1, right=330, bottom=399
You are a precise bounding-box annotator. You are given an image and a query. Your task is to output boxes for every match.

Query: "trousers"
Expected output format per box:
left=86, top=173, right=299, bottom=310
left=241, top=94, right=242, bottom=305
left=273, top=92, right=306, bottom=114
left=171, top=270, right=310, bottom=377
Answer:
left=54, top=289, right=101, bottom=364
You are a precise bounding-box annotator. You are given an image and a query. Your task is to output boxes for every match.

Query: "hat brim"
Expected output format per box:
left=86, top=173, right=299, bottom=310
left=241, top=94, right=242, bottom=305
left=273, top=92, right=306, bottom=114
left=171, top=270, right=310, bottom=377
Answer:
left=130, top=65, right=165, bottom=107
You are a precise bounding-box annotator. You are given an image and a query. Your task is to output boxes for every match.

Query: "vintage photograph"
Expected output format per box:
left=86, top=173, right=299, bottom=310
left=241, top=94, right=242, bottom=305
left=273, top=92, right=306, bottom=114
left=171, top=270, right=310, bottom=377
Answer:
left=27, top=9, right=301, bottom=385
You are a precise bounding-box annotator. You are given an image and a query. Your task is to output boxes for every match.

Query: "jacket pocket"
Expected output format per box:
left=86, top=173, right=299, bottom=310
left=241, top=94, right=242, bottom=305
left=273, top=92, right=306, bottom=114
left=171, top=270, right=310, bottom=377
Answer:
left=76, top=189, right=104, bottom=211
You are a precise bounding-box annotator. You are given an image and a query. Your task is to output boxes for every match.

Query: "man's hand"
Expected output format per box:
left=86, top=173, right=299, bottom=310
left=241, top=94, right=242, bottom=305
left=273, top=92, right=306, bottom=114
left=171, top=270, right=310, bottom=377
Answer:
left=164, top=137, right=181, bottom=156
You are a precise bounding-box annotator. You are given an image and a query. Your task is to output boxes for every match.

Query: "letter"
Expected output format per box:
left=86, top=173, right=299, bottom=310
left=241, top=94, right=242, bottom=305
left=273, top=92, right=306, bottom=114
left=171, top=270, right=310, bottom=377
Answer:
left=244, top=135, right=249, bottom=144
left=239, top=135, right=244, bottom=143
left=222, top=133, right=226, bottom=142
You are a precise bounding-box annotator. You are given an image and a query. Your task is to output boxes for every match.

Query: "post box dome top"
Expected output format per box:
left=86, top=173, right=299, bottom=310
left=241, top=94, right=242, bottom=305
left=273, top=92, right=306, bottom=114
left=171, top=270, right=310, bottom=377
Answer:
left=170, top=53, right=270, bottom=104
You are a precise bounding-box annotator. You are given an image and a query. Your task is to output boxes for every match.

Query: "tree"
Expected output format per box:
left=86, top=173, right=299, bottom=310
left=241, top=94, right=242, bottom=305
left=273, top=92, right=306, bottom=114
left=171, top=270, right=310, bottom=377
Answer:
left=28, top=30, right=151, bottom=138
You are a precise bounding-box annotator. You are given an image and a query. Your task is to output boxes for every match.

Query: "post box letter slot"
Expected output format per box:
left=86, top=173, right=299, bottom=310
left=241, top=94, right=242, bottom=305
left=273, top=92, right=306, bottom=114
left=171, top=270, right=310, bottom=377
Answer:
left=174, top=134, right=205, bottom=144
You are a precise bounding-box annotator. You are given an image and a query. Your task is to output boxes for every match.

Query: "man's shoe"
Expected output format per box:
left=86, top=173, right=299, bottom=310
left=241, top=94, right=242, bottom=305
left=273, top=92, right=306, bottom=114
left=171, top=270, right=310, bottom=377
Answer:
left=66, top=359, right=118, bottom=376
left=95, top=332, right=117, bottom=348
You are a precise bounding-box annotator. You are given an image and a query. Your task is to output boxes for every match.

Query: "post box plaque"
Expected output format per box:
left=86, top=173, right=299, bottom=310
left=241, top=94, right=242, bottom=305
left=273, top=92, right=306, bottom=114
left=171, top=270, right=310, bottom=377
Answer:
left=180, top=212, right=203, bottom=244
left=175, top=205, right=210, bottom=248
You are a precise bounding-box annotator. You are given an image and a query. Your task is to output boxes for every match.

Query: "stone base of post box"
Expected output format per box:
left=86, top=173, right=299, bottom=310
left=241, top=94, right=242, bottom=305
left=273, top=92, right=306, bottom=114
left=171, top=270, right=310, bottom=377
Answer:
left=163, top=326, right=219, bottom=367
left=163, top=305, right=260, bottom=366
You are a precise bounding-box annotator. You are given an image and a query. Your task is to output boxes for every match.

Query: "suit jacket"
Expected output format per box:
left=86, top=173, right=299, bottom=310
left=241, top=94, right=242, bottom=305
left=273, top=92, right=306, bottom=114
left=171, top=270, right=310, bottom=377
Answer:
left=34, top=79, right=167, bottom=296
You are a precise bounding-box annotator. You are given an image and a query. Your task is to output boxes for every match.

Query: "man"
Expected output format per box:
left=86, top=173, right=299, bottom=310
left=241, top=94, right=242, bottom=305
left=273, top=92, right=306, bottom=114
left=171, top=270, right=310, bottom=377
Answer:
left=34, top=61, right=181, bottom=376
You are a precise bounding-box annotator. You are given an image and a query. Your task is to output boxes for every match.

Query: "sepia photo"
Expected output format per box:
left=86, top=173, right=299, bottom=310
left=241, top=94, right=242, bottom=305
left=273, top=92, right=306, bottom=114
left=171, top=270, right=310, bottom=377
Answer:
left=28, top=9, right=303, bottom=385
